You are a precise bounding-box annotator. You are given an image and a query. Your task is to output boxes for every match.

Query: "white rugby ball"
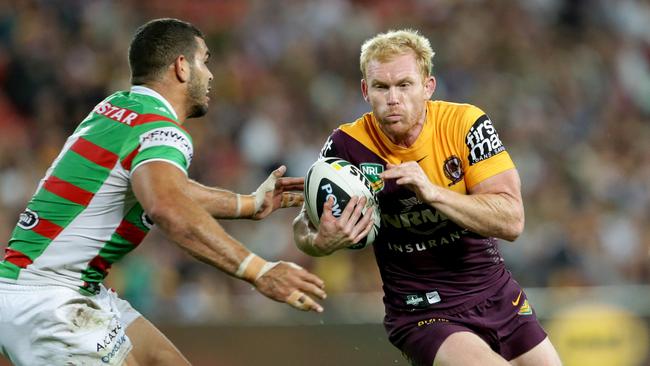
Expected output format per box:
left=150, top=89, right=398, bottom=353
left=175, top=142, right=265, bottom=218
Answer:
left=304, top=158, right=381, bottom=249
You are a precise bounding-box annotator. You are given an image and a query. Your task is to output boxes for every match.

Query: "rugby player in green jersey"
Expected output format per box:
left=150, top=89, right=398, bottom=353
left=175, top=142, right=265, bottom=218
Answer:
left=0, top=18, right=325, bottom=366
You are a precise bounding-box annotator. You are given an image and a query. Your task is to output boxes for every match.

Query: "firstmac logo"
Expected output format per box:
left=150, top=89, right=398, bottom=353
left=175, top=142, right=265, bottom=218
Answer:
left=465, top=115, right=505, bottom=165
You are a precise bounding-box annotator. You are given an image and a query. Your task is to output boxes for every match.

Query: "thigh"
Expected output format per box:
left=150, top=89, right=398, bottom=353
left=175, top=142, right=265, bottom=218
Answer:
left=3, top=287, right=133, bottom=366
left=434, top=331, right=510, bottom=366
left=509, top=337, right=562, bottom=366
left=126, top=316, right=191, bottom=366
left=387, top=313, right=474, bottom=366
left=488, top=280, right=548, bottom=360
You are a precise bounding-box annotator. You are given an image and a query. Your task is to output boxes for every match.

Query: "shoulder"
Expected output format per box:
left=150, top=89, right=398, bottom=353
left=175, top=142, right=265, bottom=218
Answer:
left=319, top=112, right=372, bottom=159
left=93, top=91, right=181, bottom=129
left=338, top=111, right=372, bottom=134
left=429, top=100, right=485, bottom=124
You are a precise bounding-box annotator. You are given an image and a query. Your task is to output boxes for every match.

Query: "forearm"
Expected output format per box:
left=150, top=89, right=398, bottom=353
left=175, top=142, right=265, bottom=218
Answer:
left=186, top=180, right=254, bottom=219
left=152, top=193, right=255, bottom=279
left=293, top=209, right=330, bottom=257
left=429, top=188, right=524, bottom=241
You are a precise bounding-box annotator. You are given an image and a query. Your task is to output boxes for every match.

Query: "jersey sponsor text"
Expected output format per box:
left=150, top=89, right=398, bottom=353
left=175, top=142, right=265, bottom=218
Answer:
left=465, top=116, right=505, bottom=165
left=94, top=102, right=139, bottom=126
left=386, top=229, right=465, bottom=253
left=139, top=127, right=193, bottom=165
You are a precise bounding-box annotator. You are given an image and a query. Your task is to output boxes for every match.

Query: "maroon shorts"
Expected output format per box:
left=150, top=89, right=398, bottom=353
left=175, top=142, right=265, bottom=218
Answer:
left=384, top=279, right=547, bottom=366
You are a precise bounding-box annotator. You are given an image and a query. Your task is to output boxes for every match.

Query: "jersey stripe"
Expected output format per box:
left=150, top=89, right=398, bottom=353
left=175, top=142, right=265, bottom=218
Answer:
left=43, top=176, right=94, bottom=206
left=133, top=113, right=187, bottom=132
left=7, top=230, right=58, bottom=259
left=31, top=218, right=65, bottom=240
left=51, top=152, right=111, bottom=193
left=79, top=204, right=150, bottom=287
left=0, top=261, right=20, bottom=279
left=70, top=137, right=119, bottom=169
left=121, top=147, right=139, bottom=171
left=133, top=113, right=176, bottom=125
left=114, top=219, right=147, bottom=245
left=3, top=248, right=33, bottom=268
left=88, top=255, right=112, bottom=274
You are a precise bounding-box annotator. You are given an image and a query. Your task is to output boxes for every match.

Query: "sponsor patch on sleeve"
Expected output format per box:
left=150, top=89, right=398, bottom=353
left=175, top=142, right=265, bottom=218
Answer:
left=319, top=136, right=336, bottom=159
left=465, top=115, right=506, bottom=165
left=139, top=127, right=193, bottom=167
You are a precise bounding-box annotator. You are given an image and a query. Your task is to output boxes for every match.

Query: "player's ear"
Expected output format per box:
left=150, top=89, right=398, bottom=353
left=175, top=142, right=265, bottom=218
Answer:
left=173, top=55, right=190, bottom=83
left=361, top=79, right=369, bottom=102
left=424, top=76, right=436, bottom=99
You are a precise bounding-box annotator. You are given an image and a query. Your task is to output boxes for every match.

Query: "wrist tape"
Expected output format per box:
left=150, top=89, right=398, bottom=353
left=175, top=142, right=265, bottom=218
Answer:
left=234, top=194, right=256, bottom=218
left=235, top=253, right=278, bottom=282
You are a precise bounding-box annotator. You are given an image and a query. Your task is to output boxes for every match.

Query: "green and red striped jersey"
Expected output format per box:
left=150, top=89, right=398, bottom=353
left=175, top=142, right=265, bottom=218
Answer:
left=0, top=86, right=193, bottom=294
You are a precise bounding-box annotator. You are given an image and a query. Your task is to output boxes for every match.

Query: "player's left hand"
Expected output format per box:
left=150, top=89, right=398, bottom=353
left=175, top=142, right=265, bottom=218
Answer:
left=250, top=165, right=304, bottom=220
left=253, top=261, right=326, bottom=313
left=380, top=162, right=440, bottom=204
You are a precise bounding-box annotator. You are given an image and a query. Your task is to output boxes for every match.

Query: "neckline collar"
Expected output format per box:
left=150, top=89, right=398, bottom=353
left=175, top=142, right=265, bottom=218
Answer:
left=130, top=85, right=178, bottom=120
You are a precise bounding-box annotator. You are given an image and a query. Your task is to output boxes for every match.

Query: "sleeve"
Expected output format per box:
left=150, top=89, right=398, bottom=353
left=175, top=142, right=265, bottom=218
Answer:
left=459, top=105, right=515, bottom=188
left=318, top=130, right=345, bottom=160
left=130, top=123, right=194, bottom=176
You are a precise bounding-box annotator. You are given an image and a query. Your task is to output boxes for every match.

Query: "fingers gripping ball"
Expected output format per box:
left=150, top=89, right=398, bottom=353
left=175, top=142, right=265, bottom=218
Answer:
left=304, top=158, right=381, bottom=249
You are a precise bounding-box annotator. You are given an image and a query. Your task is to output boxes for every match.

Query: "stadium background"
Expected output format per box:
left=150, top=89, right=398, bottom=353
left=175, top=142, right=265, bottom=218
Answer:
left=1, top=0, right=649, bottom=365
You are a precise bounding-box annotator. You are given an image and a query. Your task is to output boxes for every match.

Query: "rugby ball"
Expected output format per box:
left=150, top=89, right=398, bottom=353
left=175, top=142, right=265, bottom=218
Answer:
left=304, top=158, right=381, bottom=249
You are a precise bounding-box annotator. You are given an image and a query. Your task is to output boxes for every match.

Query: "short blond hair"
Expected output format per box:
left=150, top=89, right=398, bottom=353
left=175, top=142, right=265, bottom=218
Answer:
left=360, top=29, right=434, bottom=80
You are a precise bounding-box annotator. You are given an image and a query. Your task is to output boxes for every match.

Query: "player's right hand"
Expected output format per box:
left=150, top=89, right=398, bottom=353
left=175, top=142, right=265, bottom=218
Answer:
left=312, top=196, right=374, bottom=255
left=253, top=261, right=326, bottom=313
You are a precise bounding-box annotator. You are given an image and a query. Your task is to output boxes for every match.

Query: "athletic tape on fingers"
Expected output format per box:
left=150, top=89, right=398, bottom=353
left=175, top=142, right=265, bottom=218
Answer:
left=280, top=192, right=303, bottom=208
left=252, top=171, right=279, bottom=211
left=286, top=290, right=316, bottom=311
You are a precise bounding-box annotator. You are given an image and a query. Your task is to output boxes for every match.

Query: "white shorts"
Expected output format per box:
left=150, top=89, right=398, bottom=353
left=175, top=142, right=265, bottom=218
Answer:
left=0, top=282, right=141, bottom=366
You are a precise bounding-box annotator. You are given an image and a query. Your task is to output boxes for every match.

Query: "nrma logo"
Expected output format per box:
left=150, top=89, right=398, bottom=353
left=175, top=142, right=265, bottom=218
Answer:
left=381, top=208, right=450, bottom=235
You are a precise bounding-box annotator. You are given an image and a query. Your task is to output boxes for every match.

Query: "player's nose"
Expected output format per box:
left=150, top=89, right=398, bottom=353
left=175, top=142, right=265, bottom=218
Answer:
left=387, top=87, right=399, bottom=104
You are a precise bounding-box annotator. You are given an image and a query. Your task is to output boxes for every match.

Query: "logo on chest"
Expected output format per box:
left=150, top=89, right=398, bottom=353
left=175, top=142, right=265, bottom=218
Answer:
left=443, top=155, right=464, bottom=187
left=360, top=163, right=384, bottom=192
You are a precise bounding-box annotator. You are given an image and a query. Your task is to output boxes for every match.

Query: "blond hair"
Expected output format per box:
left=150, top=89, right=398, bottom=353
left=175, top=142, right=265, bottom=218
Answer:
left=360, top=29, right=434, bottom=79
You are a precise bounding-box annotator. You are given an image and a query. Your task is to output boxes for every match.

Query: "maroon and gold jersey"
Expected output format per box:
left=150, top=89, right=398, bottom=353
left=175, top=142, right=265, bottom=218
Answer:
left=320, top=100, right=516, bottom=314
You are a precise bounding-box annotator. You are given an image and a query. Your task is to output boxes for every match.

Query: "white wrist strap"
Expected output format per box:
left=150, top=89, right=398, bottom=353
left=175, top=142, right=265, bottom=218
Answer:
left=236, top=253, right=276, bottom=282
left=235, top=194, right=242, bottom=218
left=257, top=261, right=280, bottom=280
left=235, top=253, right=255, bottom=278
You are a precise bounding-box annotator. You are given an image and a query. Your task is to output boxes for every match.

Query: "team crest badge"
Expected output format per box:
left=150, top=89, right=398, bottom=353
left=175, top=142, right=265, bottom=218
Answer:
left=518, top=299, right=533, bottom=315
left=17, top=208, right=39, bottom=230
left=443, top=155, right=464, bottom=186
left=141, top=212, right=155, bottom=229
left=360, top=163, right=384, bottom=192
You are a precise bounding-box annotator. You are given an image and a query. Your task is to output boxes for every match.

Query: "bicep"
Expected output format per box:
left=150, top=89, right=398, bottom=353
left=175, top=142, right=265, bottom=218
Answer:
left=131, top=161, right=189, bottom=214
left=467, top=168, right=522, bottom=201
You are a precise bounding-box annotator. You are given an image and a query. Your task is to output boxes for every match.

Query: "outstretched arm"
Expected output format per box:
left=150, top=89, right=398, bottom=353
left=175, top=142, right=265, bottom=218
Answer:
left=186, top=165, right=304, bottom=220
left=380, top=162, right=524, bottom=241
left=132, top=161, right=325, bottom=312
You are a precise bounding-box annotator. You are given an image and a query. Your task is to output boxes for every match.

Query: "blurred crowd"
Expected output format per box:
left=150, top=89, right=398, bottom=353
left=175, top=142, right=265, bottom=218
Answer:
left=0, top=0, right=649, bottom=323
